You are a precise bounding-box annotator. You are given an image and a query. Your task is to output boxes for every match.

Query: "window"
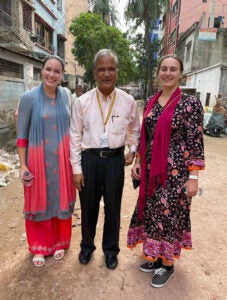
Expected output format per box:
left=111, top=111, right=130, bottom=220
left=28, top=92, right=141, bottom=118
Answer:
left=35, top=15, right=53, bottom=51
left=23, top=3, right=32, bottom=31
left=186, top=41, right=192, bottom=62
left=57, top=0, right=62, bottom=10
left=202, top=0, right=207, bottom=3
left=205, top=93, right=210, bottom=106
left=169, top=29, right=176, bottom=44
left=0, top=1, right=12, bottom=26
left=172, top=1, right=179, bottom=14
left=195, top=92, right=200, bottom=100
left=57, top=36, right=65, bottom=58
left=162, top=14, right=166, bottom=29
left=213, top=17, right=224, bottom=28
left=0, top=58, right=24, bottom=78
left=34, top=68, right=41, bottom=81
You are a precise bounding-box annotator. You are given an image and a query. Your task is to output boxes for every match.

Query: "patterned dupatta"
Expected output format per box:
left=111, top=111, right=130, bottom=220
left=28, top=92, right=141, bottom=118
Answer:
left=138, top=87, right=181, bottom=219
left=24, top=83, right=75, bottom=215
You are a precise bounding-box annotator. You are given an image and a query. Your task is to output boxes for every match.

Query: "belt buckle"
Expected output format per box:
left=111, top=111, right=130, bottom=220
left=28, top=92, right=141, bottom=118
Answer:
left=100, top=151, right=107, bottom=158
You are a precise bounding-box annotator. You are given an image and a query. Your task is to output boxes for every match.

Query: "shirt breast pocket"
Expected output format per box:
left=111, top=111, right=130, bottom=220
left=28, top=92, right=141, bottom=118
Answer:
left=110, top=117, right=128, bottom=135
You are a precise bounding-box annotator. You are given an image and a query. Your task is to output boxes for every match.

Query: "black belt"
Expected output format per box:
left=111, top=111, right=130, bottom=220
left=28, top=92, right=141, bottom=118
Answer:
left=84, top=147, right=124, bottom=158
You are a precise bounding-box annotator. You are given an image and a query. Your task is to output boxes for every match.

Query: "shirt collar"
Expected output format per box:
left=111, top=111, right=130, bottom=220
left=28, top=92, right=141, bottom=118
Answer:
left=96, top=87, right=116, bottom=102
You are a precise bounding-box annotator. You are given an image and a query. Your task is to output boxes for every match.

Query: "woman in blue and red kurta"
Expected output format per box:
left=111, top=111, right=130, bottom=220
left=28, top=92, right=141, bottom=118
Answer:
left=127, top=56, right=205, bottom=288
left=17, top=56, right=76, bottom=267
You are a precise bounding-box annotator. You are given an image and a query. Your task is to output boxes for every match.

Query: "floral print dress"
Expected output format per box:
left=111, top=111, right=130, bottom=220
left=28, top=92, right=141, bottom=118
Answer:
left=127, top=93, right=205, bottom=264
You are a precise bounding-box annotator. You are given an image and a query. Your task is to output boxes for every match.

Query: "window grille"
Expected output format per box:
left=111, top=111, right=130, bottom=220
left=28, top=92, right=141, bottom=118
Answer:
left=35, top=15, right=53, bottom=51
left=0, top=58, right=24, bottom=79
left=34, top=67, right=41, bottom=81
left=23, top=2, right=32, bottom=31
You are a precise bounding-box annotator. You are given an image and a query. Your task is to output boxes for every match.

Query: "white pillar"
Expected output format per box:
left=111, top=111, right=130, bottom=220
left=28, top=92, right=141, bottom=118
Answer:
left=209, top=0, right=216, bottom=28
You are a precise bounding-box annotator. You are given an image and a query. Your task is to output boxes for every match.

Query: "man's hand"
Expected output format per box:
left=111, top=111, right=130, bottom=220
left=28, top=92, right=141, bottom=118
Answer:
left=125, top=152, right=135, bottom=166
left=73, top=174, right=85, bottom=191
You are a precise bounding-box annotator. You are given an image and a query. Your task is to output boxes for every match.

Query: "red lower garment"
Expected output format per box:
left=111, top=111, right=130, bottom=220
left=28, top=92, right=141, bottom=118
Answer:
left=25, top=217, right=72, bottom=256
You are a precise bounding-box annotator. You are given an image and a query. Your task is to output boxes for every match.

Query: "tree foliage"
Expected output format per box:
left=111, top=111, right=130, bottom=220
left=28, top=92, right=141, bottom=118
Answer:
left=69, top=12, right=137, bottom=85
left=89, top=0, right=118, bottom=26
left=125, top=0, right=169, bottom=98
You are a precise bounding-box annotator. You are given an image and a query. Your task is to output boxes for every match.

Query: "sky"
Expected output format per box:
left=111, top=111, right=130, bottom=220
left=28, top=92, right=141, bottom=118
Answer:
left=115, top=0, right=128, bottom=31
left=115, top=0, right=143, bottom=34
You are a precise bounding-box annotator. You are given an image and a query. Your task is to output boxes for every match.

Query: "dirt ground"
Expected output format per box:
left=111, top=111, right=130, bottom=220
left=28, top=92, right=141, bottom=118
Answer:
left=0, top=133, right=227, bottom=300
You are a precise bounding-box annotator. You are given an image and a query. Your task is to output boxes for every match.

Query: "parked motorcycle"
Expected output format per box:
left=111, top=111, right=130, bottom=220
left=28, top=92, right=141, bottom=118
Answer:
left=204, top=112, right=226, bottom=137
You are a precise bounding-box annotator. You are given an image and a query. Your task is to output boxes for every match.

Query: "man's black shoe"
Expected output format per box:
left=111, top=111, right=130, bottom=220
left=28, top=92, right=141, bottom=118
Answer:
left=79, top=251, right=92, bottom=265
left=105, top=255, right=118, bottom=269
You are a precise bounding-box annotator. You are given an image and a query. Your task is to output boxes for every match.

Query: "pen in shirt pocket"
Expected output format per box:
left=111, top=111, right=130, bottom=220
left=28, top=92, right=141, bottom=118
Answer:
left=111, top=115, right=119, bottom=122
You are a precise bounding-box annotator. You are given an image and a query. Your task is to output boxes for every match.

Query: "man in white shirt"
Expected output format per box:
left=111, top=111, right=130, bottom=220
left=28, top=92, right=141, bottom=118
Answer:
left=72, top=85, right=83, bottom=104
left=70, top=49, right=140, bottom=269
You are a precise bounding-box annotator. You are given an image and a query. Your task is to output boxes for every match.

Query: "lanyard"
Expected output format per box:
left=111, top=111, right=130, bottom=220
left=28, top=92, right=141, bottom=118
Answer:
left=96, top=90, right=116, bottom=127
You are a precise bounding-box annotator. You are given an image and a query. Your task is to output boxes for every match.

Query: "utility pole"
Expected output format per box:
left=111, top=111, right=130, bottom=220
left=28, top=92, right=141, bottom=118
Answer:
left=209, top=0, right=216, bottom=28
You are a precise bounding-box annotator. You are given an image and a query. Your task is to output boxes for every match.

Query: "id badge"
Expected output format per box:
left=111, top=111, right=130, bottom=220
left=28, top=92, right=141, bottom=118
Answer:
left=100, top=132, right=109, bottom=147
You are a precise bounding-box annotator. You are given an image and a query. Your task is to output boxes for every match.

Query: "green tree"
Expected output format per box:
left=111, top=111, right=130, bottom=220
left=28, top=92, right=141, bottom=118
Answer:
left=69, top=12, right=137, bottom=85
left=131, top=33, right=147, bottom=92
left=125, top=0, right=169, bottom=98
left=89, top=0, right=118, bottom=26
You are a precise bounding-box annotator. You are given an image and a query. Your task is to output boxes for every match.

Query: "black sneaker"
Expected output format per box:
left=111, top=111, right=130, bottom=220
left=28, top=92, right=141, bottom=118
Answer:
left=139, top=258, right=162, bottom=273
left=150, top=266, right=174, bottom=288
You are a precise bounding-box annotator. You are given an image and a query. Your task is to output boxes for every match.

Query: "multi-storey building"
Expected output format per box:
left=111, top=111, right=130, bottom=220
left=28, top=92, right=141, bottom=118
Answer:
left=0, top=0, right=67, bottom=111
left=64, top=0, right=88, bottom=91
left=158, top=0, right=227, bottom=108
left=161, top=0, right=227, bottom=55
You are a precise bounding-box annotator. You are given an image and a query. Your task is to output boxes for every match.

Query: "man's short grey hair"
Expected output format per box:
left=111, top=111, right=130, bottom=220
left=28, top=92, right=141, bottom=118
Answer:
left=93, top=49, right=118, bottom=69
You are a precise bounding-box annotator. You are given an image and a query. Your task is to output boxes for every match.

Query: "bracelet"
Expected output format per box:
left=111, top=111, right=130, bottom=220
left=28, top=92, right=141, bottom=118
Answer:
left=189, top=175, right=198, bottom=180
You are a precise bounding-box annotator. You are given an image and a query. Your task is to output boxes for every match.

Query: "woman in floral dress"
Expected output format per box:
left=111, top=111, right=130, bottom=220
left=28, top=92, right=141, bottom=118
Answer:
left=17, top=56, right=76, bottom=267
left=127, top=56, right=205, bottom=288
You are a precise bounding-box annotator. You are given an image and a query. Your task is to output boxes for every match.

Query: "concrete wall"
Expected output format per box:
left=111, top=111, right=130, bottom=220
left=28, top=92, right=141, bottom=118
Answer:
left=186, top=65, right=222, bottom=107
left=177, top=25, right=227, bottom=108
left=192, top=28, right=227, bottom=72
left=0, top=48, right=41, bottom=148
left=0, top=48, right=41, bottom=111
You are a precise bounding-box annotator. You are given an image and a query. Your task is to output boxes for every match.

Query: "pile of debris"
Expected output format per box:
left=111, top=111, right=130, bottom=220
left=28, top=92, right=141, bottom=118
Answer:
left=0, top=106, right=17, bottom=150
left=0, top=148, right=19, bottom=187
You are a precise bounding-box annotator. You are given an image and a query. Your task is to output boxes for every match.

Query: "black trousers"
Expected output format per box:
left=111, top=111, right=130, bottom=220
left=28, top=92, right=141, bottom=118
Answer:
left=79, top=149, right=125, bottom=256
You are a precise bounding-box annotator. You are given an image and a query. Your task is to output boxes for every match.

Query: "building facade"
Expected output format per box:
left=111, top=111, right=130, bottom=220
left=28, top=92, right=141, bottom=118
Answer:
left=158, top=0, right=227, bottom=108
left=161, top=0, right=227, bottom=55
left=64, top=0, right=88, bottom=91
left=177, top=23, right=227, bottom=107
left=0, top=0, right=67, bottom=112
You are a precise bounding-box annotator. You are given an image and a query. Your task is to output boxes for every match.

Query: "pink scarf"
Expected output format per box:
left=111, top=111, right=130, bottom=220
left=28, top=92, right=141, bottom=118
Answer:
left=138, top=87, right=181, bottom=219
